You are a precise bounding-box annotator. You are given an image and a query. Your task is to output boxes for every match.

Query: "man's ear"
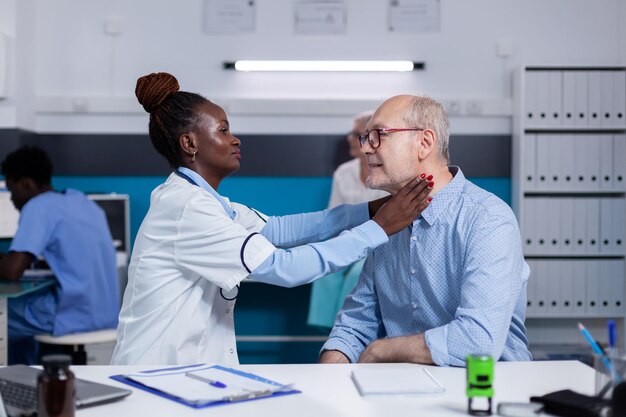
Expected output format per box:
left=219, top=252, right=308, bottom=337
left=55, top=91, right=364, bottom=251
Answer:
left=417, top=129, right=436, bottom=160
left=179, top=133, right=197, bottom=158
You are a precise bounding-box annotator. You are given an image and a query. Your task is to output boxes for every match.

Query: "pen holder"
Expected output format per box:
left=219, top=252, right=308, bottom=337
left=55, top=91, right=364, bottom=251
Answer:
left=593, top=349, right=626, bottom=399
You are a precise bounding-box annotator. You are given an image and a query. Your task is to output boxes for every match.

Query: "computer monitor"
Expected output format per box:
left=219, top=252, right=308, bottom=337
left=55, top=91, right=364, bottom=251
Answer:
left=87, top=194, right=130, bottom=258
left=0, top=181, right=19, bottom=239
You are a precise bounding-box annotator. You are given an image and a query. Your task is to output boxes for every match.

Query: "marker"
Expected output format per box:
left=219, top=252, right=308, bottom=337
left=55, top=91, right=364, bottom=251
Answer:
left=185, top=372, right=227, bottom=389
left=578, top=322, right=613, bottom=373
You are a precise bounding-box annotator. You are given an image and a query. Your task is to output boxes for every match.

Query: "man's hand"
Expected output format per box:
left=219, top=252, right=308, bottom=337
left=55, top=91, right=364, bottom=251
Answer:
left=319, top=350, right=351, bottom=364
left=0, top=251, right=33, bottom=281
left=357, top=334, right=434, bottom=364
left=372, top=176, right=433, bottom=236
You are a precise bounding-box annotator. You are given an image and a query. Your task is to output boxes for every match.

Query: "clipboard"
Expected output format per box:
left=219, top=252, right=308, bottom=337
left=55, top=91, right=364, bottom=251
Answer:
left=110, top=363, right=300, bottom=408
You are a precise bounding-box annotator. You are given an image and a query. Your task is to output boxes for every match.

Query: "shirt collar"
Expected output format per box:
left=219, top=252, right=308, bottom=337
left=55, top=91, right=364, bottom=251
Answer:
left=419, top=165, right=465, bottom=226
left=176, top=167, right=236, bottom=220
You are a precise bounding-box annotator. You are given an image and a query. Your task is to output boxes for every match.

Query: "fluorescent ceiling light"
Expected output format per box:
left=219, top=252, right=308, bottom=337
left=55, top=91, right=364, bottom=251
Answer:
left=225, top=60, right=424, bottom=72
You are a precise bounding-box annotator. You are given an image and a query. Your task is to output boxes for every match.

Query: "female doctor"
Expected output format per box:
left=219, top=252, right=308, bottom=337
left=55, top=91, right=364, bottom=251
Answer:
left=111, top=72, right=433, bottom=365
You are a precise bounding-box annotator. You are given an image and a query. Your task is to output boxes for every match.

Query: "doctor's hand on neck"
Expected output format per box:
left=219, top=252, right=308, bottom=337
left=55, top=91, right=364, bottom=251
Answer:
left=371, top=175, right=433, bottom=236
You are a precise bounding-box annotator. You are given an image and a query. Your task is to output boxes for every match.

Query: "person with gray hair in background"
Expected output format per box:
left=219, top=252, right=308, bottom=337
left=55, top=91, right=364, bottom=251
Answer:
left=308, top=112, right=389, bottom=329
left=320, top=95, right=531, bottom=366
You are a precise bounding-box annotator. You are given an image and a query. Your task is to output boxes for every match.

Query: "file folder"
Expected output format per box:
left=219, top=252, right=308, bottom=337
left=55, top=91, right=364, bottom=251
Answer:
left=536, top=135, right=550, bottom=190
left=560, top=134, right=575, bottom=190
left=600, top=198, right=613, bottom=254
left=573, top=71, right=589, bottom=127
left=563, top=71, right=577, bottom=127
left=585, top=198, right=600, bottom=254
left=546, top=261, right=560, bottom=315
left=586, top=261, right=600, bottom=316
left=559, top=197, right=574, bottom=254
left=573, top=135, right=587, bottom=190
left=614, top=134, right=626, bottom=190
left=523, top=134, right=537, bottom=189
left=572, top=260, right=587, bottom=315
left=614, top=71, right=626, bottom=128
left=588, top=72, right=603, bottom=127
left=572, top=198, right=587, bottom=255
left=559, top=260, right=574, bottom=315
left=524, top=71, right=539, bottom=126
left=610, top=260, right=625, bottom=316
left=110, top=364, right=299, bottom=409
left=600, top=71, right=615, bottom=127
left=599, top=134, right=614, bottom=190
left=548, top=71, right=563, bottom=127
left=611, top=198, right=625, bottom=253
left=586, top=134, right=601, bottom=190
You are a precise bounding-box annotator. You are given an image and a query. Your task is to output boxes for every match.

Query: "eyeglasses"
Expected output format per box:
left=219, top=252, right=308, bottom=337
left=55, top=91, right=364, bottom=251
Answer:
left=359, top=128, right=425, bottom=149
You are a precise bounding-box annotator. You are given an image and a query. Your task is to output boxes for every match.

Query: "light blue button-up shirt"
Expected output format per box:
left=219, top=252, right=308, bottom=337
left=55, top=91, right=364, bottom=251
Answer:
left=323, top=166, right=532, bottom=366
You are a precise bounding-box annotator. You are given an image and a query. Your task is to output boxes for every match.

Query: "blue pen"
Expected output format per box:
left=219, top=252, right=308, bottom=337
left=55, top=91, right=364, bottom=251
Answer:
left=608, top=320, right=617, bottom=352
left=578, top=322, right=613, bottom=373
left=185, top=372, right=227, bottom=389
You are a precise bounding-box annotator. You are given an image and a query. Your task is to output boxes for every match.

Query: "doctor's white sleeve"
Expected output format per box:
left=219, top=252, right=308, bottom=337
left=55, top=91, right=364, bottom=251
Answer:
left=248, top=220, right=387, bottom=288
left=259, top=203, right=370, bottom=248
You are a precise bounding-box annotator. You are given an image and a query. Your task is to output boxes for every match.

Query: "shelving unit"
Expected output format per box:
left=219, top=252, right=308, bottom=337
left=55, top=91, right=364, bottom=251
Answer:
left=512, top=66, right=626, bottom=351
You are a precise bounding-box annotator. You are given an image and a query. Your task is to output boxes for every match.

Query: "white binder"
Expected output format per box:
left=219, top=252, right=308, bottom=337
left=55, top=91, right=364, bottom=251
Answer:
left=546, top=261, right=560, bottom=315
left=586, top=260, right=600, bottom=316
left=560, top=133, right=575, bottom=190
left=523, top=134, right=537, bottom=189
left=547, top=135, right=563, bottom=190
left=599, top=198, right=613, bottom=254
left=598, top=261, right=613, bottom=316
left=600, top=71, right=615, bottom=127
left=559, top=197, right=575, bottom=254
left=546, top=199, right=560, bottom=254
left=585, top=198, right=600, bottom=254
left=526, top=259, right=536, bottom=316
left=572, top=198, right=587, bottom=255
left=572, top=260, right=587, bottom=315
left=559, top=260, right=575, bottom=315
left=599, top=134, right=614, bottom=190
left=522, top=199, right=536, bottom=254
left=613, top=134, right=626, bottom=190
left=587, top=134, right=602, bottom=190
left=534, top=261, right=548, bottom=316
left=573, top=134, right=587, bottom=190
left=563, top=71, right=577, bottom=127
left=536, top=135, right=550, bottom=190
left=534, top=71, right=551, bottom=128
left=588, top=72, right=603, bottom=127
left=611, top=198, right=625, bottom=253
left=535, top=198, right=548, bottom=254
left=614, top=71, right=626, bottom=128
left=610, top=260, right=625, bottom=316
left=524, top=71, right=539, bottom=126
left=573, top=71, right=589, bottom=127
left=548, top=71, right=563, bottom=127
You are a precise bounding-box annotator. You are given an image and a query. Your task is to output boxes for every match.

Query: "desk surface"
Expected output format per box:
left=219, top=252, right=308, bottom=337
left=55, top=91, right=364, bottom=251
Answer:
left=72, top=361, right=594, bottom=417
left=0, top=277, right=55, bottom=298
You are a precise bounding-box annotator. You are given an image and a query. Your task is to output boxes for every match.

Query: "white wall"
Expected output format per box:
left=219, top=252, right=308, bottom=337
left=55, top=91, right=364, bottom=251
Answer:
left=2, top=0, right=625, bottom=134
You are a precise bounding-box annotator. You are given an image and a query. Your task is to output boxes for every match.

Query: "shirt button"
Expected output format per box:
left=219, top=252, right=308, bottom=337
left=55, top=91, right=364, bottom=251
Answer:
left=412, top=303, right=417, bottom=309
left=229, top=348, right=234, bottom=354
left=410, top=269, right=416, bottom=274
left=411, top=236, right=417, bottom=241
left=225, top=309, right=230, bottom=314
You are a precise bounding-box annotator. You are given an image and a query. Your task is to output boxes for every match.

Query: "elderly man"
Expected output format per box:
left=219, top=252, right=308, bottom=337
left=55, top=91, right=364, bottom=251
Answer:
left=320, top=95, right=531, bottom=367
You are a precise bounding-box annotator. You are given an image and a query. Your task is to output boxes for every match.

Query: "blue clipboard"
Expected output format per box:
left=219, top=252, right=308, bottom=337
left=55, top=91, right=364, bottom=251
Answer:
left=110, top=364, right=300, bottom=409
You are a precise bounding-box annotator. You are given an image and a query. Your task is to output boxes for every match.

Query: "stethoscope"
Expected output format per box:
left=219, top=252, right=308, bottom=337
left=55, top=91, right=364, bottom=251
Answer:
left=175, top=169, right=239, bottom=301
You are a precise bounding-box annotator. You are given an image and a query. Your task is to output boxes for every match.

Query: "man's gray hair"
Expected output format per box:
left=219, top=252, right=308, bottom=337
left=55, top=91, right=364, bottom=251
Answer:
left=404, top=96, right=450, bottom=163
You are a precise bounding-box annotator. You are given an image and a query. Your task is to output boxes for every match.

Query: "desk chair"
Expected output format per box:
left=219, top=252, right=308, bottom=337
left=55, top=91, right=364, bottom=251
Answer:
left=34, top=329, right=117, bottom=365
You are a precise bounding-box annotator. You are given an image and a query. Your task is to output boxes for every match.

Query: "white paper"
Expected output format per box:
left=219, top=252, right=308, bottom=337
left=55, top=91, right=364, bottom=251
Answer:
left=0, top=181, right=19, bottom=238
left=351, top=367, right=445, bottom=396
left=295, top=1, right=347, bottom=35
left=125, top=364, right=291, bottom=404
left=388, top=0, right=440, bottom=33
left=203, top=0, right=256, bottom=34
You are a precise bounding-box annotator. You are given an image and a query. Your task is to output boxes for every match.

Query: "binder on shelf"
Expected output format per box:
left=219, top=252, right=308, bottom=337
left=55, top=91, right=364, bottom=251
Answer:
left=546, top=261, right=560, bottom=316
left=588, top=72, right=603, bottom=128
left=559, top=197, right=575, bottom=254
left=523, top=134, right=537, bottom=190
left=534, top=261, right=548, bottom=316
left=572, top=198, right=587, bottom=255
left=526, top=260, right=536, bottom=317
left=547, top=135, right=562, bottom=190
left=600, top=71, right=615, bottom=127
left=546, top=199, right=560, bottom=254
left=610, top=260, right=625, bottom=316
left=536, top=135, right=550, bottom=191
left=547, top=71, right=563, bottom=127
left=611, top=198, right=625, bottom=253
left=599, top=198, right=613, bottom=254
left=560, top=134, right=575, bottom=190
left=522, top=198, right=537, bottom=255
left=562, top=71, right=577, bottom=127
left=572, top=260, right=587, bottom=316
left=573, top=135, right=588, bottom=190
left=586, top=134, right=601, bottom=190
left=534, top=198, right=548, bottom=255
left=614, top=134, right=626, bottom=190
left=598, top=134, right=614, bottom=190
left=598, top=262, right=613, bottom=316
left=110, top=364, right=299, bottom=409
left=524, top=71, right=539, bottom=127
left=584, top=198, right=600, bottom=254
left=614, top=71, right=626, bottom=127
left=586, top=261, right=600, bottom=316
left=573, top=71, right=589, bottom=127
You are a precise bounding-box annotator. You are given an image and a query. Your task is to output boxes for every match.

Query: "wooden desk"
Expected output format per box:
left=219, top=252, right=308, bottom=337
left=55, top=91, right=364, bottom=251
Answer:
left=72, top=361, right=594, bottom=417
left=0, top=276, right=55, bottom=365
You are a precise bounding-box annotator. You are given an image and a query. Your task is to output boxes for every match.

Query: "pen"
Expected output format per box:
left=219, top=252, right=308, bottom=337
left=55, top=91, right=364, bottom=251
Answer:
left=578, top=322, right=613, bottom=373
left=185, top=372, right=227, bottom=389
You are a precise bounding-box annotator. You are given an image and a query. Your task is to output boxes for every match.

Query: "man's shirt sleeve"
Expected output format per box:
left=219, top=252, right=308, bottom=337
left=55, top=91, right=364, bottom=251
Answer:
left=9, top=199, right=54, bottom=257
left=321, top=253, right=385, bottom=362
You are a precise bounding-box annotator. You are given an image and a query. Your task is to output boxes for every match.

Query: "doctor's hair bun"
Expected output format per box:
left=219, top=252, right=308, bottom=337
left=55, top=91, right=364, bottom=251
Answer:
left=135, top=72, right=180, bottom=113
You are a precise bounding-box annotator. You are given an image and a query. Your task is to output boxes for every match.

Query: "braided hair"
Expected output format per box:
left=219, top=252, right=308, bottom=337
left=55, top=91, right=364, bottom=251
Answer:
left=135, top=72, right=208, bottom=168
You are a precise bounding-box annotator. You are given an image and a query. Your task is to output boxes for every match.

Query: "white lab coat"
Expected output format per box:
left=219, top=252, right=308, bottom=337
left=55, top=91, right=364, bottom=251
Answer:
left=111, top=173, right=276, bottom=365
